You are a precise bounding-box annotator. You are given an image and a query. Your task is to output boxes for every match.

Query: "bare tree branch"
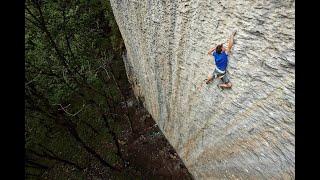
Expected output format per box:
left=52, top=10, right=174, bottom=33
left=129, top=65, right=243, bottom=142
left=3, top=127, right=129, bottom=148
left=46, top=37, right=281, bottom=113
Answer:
left=25, top=70, right=42, bottom=86
left=25, top=5, right=42, bottom=24
left=53, top=103, right=86, bottom=117
left=25, top=16, right=42, bottom=30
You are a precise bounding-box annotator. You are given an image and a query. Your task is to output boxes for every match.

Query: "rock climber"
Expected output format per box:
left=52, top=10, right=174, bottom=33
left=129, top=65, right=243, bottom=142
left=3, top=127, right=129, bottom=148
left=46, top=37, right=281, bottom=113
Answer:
left=206, top=31, right=236, bottom=89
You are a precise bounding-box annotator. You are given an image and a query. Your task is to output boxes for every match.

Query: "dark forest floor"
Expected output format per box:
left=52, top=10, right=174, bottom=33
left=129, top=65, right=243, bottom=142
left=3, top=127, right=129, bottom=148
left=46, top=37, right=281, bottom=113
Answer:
left=117, top=95, right=193, bottom=179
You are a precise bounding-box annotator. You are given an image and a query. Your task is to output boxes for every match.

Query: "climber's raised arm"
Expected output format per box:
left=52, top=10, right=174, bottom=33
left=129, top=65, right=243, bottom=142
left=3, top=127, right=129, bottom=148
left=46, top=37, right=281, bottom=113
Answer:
left=207, top=47, right=216, bottom=55
left=226, top=30, right=237, bottom=54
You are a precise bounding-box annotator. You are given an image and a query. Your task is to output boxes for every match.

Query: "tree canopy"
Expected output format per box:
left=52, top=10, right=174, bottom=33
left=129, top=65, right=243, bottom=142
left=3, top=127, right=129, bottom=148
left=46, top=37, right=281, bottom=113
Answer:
left=25, top=0, right=131, bottom=178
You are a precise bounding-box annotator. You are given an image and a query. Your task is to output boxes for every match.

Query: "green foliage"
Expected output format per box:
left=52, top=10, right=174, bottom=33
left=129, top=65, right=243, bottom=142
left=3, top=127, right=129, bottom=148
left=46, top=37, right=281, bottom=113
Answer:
left=25, top=0, right=129, bottom=178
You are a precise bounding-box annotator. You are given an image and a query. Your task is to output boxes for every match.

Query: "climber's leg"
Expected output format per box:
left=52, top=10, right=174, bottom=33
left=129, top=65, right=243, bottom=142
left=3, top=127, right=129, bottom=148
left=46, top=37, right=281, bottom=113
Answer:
left=206, top=73, right=214, bottom=84
left=218, top=73, right=232, bottom=88
left=206, top=73, right=213, bottom=84
left=219, top=82, right=232, bottom=88
left=206, top=69, right=217, bottom=84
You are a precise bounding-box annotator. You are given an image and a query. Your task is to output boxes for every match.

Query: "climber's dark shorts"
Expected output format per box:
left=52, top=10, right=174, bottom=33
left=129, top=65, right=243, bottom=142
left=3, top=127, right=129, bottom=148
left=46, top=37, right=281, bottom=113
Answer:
left=212, top=68, right=230, bottom=84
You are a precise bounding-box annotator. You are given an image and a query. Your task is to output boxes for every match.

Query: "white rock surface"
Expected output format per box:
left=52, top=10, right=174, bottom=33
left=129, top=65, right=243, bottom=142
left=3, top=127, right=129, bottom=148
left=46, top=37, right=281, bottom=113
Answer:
left=110, top=0, right=295, bottom=179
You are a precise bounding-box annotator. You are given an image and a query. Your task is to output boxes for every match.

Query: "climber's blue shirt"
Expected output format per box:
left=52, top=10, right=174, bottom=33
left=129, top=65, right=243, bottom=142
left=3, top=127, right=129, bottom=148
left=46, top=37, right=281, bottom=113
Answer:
left=212, top=51, right=228, bottom=71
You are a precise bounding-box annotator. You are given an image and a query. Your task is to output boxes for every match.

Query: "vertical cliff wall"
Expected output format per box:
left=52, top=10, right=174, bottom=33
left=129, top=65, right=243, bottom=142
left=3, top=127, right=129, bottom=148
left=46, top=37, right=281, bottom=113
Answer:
left=110, top=0, right=295, bottom=179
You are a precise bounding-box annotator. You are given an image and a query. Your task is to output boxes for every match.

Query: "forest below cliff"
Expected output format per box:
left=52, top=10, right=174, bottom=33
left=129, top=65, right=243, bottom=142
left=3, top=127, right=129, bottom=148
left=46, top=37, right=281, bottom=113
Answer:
left=25, top=0, right=192, bottom=179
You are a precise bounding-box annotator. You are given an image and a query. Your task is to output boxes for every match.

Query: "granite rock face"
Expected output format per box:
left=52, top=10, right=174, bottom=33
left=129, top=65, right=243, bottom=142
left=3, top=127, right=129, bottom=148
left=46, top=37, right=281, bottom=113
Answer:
left=110, top=0, right=295, bottom=179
